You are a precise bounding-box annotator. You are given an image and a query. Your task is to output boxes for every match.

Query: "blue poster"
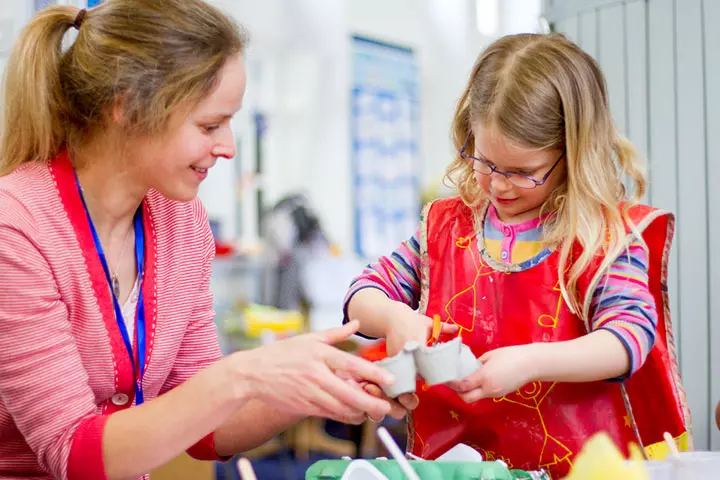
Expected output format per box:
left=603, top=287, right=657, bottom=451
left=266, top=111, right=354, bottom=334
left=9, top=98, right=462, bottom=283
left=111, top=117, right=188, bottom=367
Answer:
left=351, top=36, right=420, bottom=260
left=34, top=0, right=55, bottom=11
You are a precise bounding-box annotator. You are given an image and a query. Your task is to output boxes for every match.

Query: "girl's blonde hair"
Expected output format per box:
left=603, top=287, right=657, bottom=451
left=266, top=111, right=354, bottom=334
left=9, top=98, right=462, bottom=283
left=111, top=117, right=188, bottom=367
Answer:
left=446, top=33, right=646, bottom=318
left=0, top=0, right=248, bottom=175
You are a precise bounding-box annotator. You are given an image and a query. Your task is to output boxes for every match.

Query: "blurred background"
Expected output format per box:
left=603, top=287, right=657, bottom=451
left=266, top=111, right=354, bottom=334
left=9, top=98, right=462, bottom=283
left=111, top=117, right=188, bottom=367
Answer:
left=2, top=0, right=720, bottom=478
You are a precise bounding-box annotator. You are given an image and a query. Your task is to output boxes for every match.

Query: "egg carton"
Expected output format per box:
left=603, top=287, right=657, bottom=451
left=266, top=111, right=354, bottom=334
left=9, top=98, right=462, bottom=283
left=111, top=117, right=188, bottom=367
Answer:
left=305, top=458, right=549, bottom=480
left=377, top=337, right=479, bottom=398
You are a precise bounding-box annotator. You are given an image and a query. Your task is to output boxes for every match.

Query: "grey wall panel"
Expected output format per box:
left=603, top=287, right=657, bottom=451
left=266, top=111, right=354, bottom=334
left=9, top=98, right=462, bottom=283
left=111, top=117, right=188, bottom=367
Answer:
left=647, top=0, right=681, bottom=367
left=702, top=0, right=720, bottom=450
left=580, top=9, right=598, bottom=58
left=674, top=0, right=710, bottom=450
left=545, top=0, right=643, bottom=22
left=625, top=0, right=650, bottom=202
left=598, top=3, right=628, bottom=135
left=556, top=15, right=580, bottom=44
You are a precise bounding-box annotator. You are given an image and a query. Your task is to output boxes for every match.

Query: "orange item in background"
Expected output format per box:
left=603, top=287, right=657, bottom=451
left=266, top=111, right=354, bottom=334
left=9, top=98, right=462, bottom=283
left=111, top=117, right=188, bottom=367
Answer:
left=356, top=340, right=388, bottom=362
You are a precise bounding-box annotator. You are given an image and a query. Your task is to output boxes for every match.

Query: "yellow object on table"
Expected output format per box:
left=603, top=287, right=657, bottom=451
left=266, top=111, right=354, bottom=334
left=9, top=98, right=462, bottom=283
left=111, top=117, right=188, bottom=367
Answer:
left=563, top=433, right=648, bottom=480
left=241, top=304, right=305, bottom=339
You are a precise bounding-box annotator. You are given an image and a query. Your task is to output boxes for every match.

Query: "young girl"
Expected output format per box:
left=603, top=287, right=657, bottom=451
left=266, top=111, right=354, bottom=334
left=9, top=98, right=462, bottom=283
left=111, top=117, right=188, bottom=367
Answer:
left=0, top=2, right=407, bottom=479
left=346, top=33, right=691, bottom=477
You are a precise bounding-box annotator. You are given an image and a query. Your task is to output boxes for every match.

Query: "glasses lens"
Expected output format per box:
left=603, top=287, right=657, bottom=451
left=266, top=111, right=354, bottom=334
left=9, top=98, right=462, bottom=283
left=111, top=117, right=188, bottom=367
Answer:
left=473, top=160, right=493, bottom=175
left=509, top=175, right=538, bottom=189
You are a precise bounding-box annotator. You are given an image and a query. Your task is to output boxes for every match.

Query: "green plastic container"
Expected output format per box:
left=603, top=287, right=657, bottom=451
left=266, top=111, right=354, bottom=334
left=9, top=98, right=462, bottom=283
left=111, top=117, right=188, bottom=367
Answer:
left=305, top=459, right=550, bottom=480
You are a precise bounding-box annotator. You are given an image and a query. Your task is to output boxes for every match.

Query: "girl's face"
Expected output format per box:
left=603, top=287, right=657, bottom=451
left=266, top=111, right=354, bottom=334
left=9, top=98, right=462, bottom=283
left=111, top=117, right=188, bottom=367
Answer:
left=470, top=124, right=565, bottom=224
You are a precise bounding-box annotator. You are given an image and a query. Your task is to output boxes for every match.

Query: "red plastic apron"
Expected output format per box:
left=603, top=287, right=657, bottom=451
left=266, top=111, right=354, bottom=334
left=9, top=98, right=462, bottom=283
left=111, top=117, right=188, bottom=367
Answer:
left=360, top=198, right=691, bottom=478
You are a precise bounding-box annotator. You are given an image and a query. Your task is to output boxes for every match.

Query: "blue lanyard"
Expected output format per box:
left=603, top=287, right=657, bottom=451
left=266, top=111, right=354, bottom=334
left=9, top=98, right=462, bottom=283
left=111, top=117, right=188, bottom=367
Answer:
left=75, top=173, right=146, bottom=405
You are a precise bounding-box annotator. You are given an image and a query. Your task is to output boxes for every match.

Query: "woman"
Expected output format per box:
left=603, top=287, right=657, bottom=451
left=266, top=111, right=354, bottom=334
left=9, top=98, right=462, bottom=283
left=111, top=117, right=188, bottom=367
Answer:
left=0, top=1, right=414, bottom=479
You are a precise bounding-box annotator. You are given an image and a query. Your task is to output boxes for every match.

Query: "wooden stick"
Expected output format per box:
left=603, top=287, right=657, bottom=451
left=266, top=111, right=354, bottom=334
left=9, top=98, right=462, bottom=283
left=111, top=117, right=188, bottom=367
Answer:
left=663, top=432, right=680, bottom=458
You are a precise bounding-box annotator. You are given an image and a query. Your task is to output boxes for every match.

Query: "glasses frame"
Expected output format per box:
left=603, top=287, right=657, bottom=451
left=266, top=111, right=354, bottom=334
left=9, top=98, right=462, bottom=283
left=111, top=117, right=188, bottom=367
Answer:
left=460, top=133, right=565, bottom=189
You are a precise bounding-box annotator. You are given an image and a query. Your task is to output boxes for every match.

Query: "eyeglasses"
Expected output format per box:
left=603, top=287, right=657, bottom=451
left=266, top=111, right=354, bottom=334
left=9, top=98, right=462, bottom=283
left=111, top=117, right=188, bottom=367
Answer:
left=460, top=133, right=565, bottom=189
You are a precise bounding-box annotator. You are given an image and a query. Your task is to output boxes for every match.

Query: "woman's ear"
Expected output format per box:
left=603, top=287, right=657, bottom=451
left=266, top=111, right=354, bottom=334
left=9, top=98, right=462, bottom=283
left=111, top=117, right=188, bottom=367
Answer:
left=111, top=92, right=132, bottom=127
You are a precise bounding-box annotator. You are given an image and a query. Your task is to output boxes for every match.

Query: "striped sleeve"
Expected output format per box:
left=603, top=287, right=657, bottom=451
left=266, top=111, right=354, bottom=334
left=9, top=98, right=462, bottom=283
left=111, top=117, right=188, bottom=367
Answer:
left=159, top=203, right=226, bottom=461
left=343, top=229, right=423, bottom=323
left=590, top=237, right=658, bottom=378
left=0, top=198, right=107, bottom=480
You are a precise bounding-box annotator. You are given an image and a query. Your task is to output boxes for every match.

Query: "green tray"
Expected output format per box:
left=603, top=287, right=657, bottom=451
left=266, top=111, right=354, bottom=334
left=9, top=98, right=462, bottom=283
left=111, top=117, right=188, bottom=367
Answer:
left=306, top=459, right=550, bottom=479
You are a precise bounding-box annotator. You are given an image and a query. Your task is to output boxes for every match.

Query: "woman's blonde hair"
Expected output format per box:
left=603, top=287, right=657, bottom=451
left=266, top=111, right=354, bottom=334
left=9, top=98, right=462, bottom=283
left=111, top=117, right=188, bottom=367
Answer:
left=0, top=0, right=248, bottom=175
left=445, top=33, right=646, bottom=318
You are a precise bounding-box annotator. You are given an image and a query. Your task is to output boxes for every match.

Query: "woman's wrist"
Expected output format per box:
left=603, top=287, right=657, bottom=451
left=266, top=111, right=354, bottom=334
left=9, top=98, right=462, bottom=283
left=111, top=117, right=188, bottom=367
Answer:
left=223, top=351, right=259, bottom=406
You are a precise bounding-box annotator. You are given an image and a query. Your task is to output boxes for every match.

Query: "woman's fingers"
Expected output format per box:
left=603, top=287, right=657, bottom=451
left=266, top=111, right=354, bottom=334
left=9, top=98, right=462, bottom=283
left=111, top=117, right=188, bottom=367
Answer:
left=325, top=347, right=394, bottom=387
left=314, top=366, right=391, bottom=420
left=314, top=320, right=360, bottom=345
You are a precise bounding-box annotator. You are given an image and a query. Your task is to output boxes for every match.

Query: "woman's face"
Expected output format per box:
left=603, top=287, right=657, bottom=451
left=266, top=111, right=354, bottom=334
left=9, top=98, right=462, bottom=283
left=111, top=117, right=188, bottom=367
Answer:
left=131, top=54, right=247, bottom=202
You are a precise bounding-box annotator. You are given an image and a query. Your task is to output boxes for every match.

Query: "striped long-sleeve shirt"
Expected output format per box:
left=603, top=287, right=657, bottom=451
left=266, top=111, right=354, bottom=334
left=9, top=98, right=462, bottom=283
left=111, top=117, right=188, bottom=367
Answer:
left=344, top=205, right=657, bottom=377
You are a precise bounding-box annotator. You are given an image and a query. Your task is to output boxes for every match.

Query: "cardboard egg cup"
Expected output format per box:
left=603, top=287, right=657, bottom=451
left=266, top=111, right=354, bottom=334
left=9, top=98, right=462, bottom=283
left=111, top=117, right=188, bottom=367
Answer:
left=376, top=337, right=480, bottom=398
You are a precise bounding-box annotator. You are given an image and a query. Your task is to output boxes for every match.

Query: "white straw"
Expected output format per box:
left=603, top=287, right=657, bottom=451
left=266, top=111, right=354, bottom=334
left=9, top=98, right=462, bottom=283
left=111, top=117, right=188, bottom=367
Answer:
left=236, top=457, right=258, bottom=480
left=377, top=426, right=420, bottom=480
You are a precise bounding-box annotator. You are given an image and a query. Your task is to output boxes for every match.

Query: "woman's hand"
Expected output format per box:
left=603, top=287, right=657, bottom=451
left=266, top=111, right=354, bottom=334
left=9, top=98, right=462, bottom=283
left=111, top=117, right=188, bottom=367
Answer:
left=360, top=384, right=419, bottom=422
left=447, top=345, right=538, bottom=403
left=329, top=379, right=419, bottom=425
left=234, top=320, right=397, bottom=422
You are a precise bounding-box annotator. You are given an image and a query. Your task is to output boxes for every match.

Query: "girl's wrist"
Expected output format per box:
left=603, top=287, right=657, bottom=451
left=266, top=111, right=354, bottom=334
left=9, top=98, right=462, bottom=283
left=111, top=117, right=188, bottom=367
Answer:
left=524, top=342, right=550, bottom=382
left=381, top=301, right=414, bottom=336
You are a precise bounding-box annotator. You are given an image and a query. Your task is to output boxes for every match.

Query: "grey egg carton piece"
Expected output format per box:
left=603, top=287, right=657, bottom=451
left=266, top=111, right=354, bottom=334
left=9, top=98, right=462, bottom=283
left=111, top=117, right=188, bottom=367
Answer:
left=376, top=337, right=480, bottom=398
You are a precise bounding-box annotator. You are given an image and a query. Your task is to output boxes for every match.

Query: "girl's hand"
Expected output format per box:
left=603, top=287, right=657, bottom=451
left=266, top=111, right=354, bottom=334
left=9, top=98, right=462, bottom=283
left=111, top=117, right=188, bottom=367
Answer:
left=447, top=345, right=539, bottom=403
left=384, top=303, right=458, bottom=357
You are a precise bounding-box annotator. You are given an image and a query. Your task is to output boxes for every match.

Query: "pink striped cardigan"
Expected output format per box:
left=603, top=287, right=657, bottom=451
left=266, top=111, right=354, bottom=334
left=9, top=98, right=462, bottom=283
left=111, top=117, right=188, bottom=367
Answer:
left=0, top=151, right=224, bottom=479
